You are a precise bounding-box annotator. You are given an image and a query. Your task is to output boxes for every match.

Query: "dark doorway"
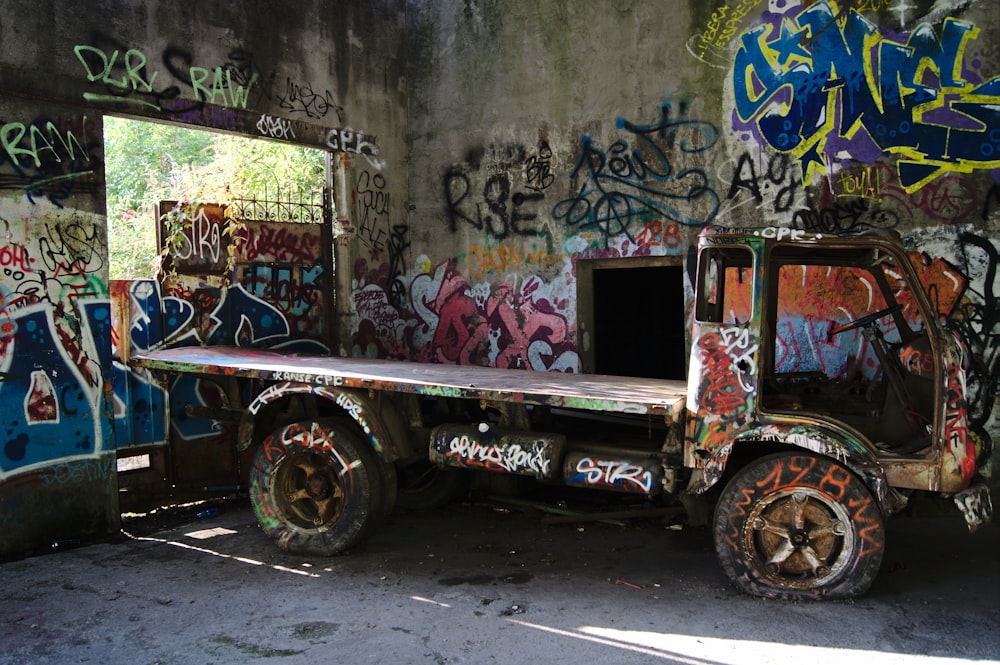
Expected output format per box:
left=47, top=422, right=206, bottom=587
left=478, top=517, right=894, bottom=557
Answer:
left=591, top=264, right=686, bottom=379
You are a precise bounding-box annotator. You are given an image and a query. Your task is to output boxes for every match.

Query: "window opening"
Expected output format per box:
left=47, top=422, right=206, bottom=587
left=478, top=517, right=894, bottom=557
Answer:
left=695, top=246, right=753, bottom=324
left=104, top=116, right=326, bottom=280
left=104, top=116, right=330, bottom=513
left=588, top=263, right=686, bottom=379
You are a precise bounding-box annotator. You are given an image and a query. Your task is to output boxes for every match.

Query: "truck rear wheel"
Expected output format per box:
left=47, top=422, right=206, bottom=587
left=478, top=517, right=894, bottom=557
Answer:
left=713, top=452, right=885, bottom=600
left=250, top=419, right=384, bottom=555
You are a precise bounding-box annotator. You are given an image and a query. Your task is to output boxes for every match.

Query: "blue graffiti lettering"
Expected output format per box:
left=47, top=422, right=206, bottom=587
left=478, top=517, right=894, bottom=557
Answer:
left=733, top=1, right=1000, bottom=192
left=553, top=102, right=720, bottom=247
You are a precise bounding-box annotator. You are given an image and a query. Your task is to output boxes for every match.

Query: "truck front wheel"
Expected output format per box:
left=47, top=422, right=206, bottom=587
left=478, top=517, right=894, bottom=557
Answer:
left=713, top=452, right=885, bottom=600
left=250, top=419, right=384, bottom=555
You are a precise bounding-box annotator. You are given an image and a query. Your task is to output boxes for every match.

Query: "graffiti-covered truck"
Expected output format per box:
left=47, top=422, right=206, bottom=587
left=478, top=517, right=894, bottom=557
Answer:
left=131, top=226, right=993, bottom=600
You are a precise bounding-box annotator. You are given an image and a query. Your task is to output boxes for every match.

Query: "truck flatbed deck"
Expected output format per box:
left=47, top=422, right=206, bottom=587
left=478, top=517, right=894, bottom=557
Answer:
left=131, top=346, right=688, bottom=419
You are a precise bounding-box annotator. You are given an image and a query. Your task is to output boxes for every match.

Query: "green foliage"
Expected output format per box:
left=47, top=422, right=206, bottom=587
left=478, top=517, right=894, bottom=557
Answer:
left=104, top=116, right=325, bottom=279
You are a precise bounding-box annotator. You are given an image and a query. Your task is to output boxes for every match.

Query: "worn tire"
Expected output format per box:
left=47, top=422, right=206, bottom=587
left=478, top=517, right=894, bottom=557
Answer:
left=250, top=419, right=384, bottom=555
left=713, top=452, right=885, bottom=600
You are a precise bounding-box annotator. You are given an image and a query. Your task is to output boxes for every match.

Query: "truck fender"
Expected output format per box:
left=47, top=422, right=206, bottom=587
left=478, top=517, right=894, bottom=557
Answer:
left=239, top=382, right=408, bottom=462
left=689, top=423, right=906, bottom=516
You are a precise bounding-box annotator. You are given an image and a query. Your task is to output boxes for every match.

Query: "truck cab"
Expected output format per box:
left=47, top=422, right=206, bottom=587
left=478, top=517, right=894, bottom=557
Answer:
left=685, top=226, right=991, bottom=598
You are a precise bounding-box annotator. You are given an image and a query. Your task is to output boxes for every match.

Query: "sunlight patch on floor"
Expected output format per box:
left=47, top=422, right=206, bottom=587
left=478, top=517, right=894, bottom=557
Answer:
left=507, top=619, right=985, bottom=665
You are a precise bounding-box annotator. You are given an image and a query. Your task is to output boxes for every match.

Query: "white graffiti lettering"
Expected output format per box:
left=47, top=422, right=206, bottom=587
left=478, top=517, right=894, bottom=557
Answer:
left=171, top=206, right=221, bottom=264
left=256, top=113, right=296, bottom=139
left=574, top=457, right=654, bottom=493
left=446, top=435, right=549, bottom=475
left=270, top=370, right=342, bottom=386
left=757, top=226, right=806, bottom=241
left=335, top=391, right=363, bottom=421
left=719, top=325, right=759, bottom=393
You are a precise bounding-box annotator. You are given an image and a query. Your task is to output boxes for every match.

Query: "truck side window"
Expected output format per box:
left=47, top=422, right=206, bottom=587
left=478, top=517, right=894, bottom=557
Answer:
left=695, top=247, right=753, bottom=324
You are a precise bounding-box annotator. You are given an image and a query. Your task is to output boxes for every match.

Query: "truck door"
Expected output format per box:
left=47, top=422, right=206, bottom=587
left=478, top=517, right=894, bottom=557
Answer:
left=685, top=244, right=758, bottom=461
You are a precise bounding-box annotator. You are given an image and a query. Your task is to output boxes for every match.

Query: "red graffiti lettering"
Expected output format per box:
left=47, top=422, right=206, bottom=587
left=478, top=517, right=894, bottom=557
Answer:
left=634, top=219, right=682, bottom=250
left=848, top=495, right=884, bottom=558
left=243, top=223, right=322, bottom=263
left=0, top=243, right=33, bottom=272
left=756, top=455, right=818, bottom=493
left=818, top=464, right=851, bottom=501
left=697, top=331, right=749, bottom=415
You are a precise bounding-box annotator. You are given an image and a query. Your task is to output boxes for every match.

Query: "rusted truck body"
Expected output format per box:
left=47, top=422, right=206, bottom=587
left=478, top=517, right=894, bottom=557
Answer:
left=132, top=226, right=993, bottom=600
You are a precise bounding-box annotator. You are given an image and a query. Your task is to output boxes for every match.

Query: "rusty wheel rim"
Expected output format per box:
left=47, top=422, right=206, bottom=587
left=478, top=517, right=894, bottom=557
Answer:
left=743, top=487, right=855, bottom=589
left=273, top=450, right=345, bottom=531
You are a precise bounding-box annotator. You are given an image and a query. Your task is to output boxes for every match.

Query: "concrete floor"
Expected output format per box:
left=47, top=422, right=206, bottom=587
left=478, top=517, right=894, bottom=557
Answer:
left=1, top=492, right=998, bottom=665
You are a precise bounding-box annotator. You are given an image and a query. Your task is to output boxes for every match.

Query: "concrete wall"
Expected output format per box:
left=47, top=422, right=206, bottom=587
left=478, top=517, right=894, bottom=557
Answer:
left=363, top=0, right=998, bottom=469
left=0, top=0, right=408, bottom=556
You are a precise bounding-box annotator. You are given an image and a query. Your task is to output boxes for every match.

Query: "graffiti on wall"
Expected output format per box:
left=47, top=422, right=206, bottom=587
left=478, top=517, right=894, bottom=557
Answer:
left=716, top=149, right=806, bottom=223
left=106, top=200, right=337, bottom=448
left=554, top=101, right=721, bottom=248
left=74, top=42, right=260, bottom=112
left=112, top=267, right=329, bottom=445
left=352, top=255, right=578, bottom=372
left=352, top=169, right=412, bottom=310
left=732, top=0, right=1000, bottom=192
left=111, top=279, right=171, bottom=447
left=0, top=204, right=111, bottom=478
left=444, top=143, right=549, bottom=241
left=355, top=169, right=412, bottom=308
left=277, top=76, right=344, bottom=122
left=688, top=0, right=766, bottom=67
left=466, top=236, right=566, bottom=279
left=237, top=264, right=326, bottom=343
left=0, top=115, right=101, bottom=207
left=113, top=277, right=237, bottom=444
left=791, top=160, right=984, bottom=234
left=154, top=198, right=330, bottom=352
left=154, top=276, right=327, bottom=355
left=71, top=37, right=380, bottom=163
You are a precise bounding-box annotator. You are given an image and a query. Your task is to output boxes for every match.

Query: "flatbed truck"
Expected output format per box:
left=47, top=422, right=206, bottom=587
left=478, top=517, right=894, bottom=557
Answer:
left=132, top=226, right=993, bottom=600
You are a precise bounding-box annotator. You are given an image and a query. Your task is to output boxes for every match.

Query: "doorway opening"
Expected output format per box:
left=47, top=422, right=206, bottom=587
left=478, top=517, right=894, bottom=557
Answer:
left=104, top=116, right=329, bottom=513
left=578, top=258, right=687, bottom=379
